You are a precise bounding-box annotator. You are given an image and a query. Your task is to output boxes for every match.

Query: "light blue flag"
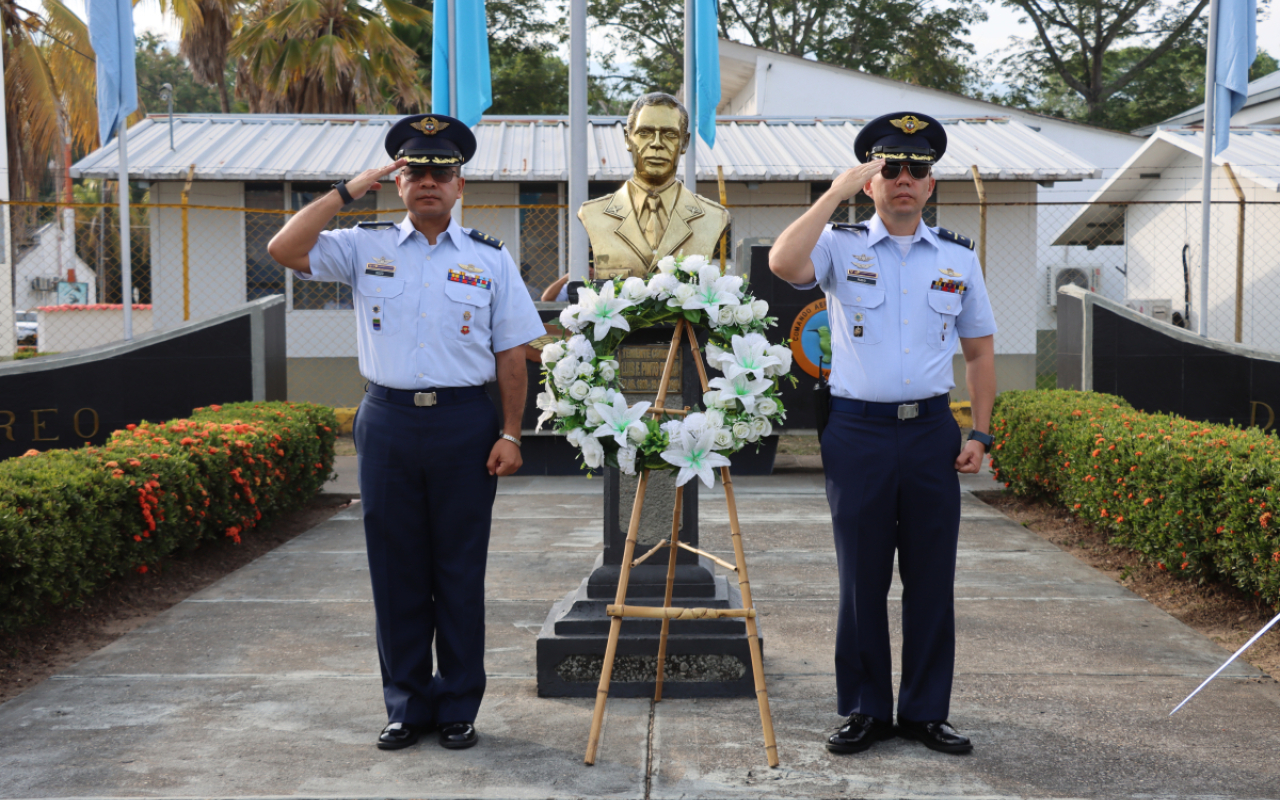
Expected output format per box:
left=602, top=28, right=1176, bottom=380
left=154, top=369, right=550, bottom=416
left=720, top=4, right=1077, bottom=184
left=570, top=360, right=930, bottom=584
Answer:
left=1213, top=0, right=1257, bottom=154
left=694, top=0, right=720, bottom=147
left=432, top=0, right=493, bottom=127
left=86, top=0, right=137, bottom=144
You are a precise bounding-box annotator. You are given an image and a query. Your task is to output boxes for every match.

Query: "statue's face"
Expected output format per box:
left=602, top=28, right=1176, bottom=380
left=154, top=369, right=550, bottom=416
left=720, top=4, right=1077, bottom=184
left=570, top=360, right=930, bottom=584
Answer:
left=625, top=104, right=687, bottom=185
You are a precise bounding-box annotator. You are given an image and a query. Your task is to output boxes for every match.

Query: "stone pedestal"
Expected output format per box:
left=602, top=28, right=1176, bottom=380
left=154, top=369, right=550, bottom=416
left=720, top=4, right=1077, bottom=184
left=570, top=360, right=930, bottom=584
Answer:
left=535, top=325, right=761, bottom=698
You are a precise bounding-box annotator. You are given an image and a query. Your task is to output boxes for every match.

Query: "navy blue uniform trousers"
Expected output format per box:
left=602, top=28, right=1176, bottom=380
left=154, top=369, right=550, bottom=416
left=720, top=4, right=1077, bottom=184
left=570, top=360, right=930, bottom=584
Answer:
left=354, top=391, right=499, bottom=727
left=821, top=405, right=962, bottom=723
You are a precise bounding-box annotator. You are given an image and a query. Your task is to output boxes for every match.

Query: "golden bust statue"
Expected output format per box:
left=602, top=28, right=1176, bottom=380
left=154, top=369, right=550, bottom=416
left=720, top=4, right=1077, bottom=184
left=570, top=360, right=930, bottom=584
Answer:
left=577, top=93, right=730, bottom=280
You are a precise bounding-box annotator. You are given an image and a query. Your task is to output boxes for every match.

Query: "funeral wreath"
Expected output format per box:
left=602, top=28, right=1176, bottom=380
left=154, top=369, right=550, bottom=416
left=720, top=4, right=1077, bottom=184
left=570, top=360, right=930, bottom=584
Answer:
left=536, top=254, right=793, bottom=487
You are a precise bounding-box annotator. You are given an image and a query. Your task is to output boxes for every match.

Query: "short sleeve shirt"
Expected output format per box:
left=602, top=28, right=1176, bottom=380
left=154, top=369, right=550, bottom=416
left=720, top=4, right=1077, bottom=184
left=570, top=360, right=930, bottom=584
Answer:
left=297, top=216, right=545, bottom=390
left=788, top=214, right=997, bottom=403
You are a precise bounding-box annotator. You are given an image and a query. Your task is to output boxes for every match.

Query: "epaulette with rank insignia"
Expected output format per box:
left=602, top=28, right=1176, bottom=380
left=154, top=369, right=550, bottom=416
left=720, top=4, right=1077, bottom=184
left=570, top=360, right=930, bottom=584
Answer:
left=831, top=222, right=869, bottom=234
left=356, top=221, right=397, bottom=230
left=467, top=228, right=504, bottom=249
left=935, top=227, right=975, bottom=250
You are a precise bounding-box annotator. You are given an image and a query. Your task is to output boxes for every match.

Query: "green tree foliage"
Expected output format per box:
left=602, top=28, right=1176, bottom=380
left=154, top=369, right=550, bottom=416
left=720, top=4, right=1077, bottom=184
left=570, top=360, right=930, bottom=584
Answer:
left=589, top=0, right=988, bottom=97
left=134, top=32, right=231, bottom=115
left=993, top=0, right=1272, bottom=128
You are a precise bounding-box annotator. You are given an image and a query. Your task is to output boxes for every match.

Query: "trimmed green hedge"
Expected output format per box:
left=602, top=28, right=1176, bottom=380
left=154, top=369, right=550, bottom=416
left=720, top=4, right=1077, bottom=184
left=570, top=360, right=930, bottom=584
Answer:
left=0, top=402, right=337, bottom=633
left=989, top=389, right=1280, bottom=608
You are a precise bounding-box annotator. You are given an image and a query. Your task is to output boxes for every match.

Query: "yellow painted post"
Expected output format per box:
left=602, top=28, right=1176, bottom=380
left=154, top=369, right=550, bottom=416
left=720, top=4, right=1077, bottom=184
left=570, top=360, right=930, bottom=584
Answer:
left=180, top=164, right=195, bottom=321
left=970, top=165, right=987, bottom=278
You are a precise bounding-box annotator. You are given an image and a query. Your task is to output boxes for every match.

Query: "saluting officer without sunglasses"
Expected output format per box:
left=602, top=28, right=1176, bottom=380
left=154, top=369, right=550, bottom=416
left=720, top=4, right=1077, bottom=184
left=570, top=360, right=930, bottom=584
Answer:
left=267, top=114, right=545, bottom=753
left=769, top=111, right=997, bottom=756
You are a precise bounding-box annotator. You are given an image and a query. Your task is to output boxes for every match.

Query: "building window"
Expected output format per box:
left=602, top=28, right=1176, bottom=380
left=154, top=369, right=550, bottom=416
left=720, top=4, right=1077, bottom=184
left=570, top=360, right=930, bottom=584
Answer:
left=290, top=182, right=376, bottom=310
left=811, top=181, right=937, bottom=227
left=245, top=182, right=286, bottom=301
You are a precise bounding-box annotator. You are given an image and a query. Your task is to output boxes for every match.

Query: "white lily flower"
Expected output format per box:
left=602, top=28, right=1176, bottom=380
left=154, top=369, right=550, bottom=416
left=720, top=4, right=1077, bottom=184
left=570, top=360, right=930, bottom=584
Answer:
left=578, top=281, right=635, bottom=342
left=704, top=342, right=725, bottom=370
left=721, top=333, right=783, bottom=382
left=683, top=272, right=742, bottom=321
left=661, top=425, right=731, bottom=488
left=535, top=391, right=556, bottom=411
left=541, top=342, right=565, bottom=365
left=660, top=419, right=683, bottom=439
left=581, top=435, right=605, bottom=469
left=590, top=394, right=653, bottom=448
left=536, top=409, right=555, bottom=431
left=709, top=373, right=772, bottom=414
left=703, top=389, right=721, bottom=409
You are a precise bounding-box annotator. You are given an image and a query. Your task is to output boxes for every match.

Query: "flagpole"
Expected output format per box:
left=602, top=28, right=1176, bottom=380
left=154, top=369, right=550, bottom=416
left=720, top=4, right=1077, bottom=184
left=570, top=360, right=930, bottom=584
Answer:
left=118, top=127, right=132, bottom=340
left=1198, top=0, right=1221, bottom=338
left=567, top=0, right=588, bottom=282
left=0, top=39, right=13, bottom=357
left=448, top=0, right=458, bottom=118
left=683, top=0, right=696, bottom=188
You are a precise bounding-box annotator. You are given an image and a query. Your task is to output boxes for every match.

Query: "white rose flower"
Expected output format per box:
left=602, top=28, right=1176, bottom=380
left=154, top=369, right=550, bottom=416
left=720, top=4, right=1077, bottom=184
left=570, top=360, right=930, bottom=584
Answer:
left=703, top=390, right=721, bottom=409
left=588, top=386, right=608, bottom=403
left=576, top=361, right=595, bottom=378
left=617, top=444, right=638, bottom=475
left=586, top=406, right=604, bottom=425
left=768, top=345, right=793, bottom=374
left=751, top=416, right=772, bottom=438
left=751, top=299, right=769, bottom=320
left=567, top=334, right=596, bottom=361
left=581, top=435, right=605, bottom=469
left=721, top=275, right=745, bottom=296
left=541, top=342, right=565, bottom=365
left=713, top=428, right=735, bottom=450
left=680, top=254, right=708, bottom=273
left=697, top=265, right=722, bottom=286
left=566, top=427, right=586, bottom=447
left=733, top=303, right=755, bottom=325
left=553, top=357, right=578, bottom=384
left=627, top=423, right=647, bottom=444
left=621, top=276, right=650, bottom=301
left=661, top=419, right=684, bottom=439
left=732, top=421, right=753, bottom=441
left=717, top=306, right=737, bottom=326
left=673, top=283, right=697, bottom=304
left=656, top=255, right=679, bottom=274
left=569, top=380, right=591, bottom=401
left=756, top=397, right=779, bottom=417
left=682, top=412, right=710, bottom=441
left=555, top=399, right=577, bottom=417
left=599, top=362, right=617, bottom=382
left=705, top=409, right=726, bottom=429
left=647, top=273, right=679, bottom=299
left=559, top=305, right=582, bottom=332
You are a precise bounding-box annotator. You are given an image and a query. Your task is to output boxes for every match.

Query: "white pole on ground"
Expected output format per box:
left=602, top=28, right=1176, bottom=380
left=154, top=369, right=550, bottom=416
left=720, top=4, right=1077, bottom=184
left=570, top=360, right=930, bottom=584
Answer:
left=1198, top=0, right=1221, bottom=338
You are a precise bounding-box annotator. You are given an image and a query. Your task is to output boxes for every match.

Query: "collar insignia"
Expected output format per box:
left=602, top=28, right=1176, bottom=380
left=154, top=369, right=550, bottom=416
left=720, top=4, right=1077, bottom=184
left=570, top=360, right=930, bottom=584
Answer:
left=456, top=263, right=484, bottom=273
left=410, top=116, right=450, bottom=136
left=890, top=115, right=929, bottom=134
left=939, top=267, right=962, bottom=277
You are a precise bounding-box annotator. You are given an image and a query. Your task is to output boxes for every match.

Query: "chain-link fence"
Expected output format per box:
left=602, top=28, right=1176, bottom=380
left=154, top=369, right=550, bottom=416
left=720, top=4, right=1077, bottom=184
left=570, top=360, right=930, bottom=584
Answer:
left=6, top=188, right=1276, bottom=406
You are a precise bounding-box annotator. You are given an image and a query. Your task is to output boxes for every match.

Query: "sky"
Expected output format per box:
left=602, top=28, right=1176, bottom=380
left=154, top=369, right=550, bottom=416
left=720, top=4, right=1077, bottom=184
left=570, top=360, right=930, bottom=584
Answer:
left=63, top=0, right=1280, bottom=76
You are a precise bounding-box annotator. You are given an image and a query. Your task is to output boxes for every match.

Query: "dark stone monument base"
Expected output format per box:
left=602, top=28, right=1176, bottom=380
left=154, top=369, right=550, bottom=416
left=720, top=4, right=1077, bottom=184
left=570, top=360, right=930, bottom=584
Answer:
left=535, top=568, right=762, bottom=698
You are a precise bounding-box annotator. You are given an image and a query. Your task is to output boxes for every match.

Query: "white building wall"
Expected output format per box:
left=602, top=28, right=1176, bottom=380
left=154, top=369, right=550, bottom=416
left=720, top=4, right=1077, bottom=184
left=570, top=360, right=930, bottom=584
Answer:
left=14, top=220, right=97, bottom=310
left=150, top=181, right=245, bottom=331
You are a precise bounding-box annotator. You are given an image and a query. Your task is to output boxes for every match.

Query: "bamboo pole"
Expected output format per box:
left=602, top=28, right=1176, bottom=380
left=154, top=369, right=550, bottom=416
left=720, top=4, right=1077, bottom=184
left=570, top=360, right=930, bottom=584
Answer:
left=631, top=539, right=668, bottom=568
left=180, top=164, right=196, bottom=321
left=1223, top=162, right=1245, bottom=343
left=719, top=466, right=779, bottom=768
left=608, top=605, right=756, bottom=620
left=652, top=318, right=686, bottom=413
left=677, top=541, right=737, bottom=572
left=585, top=469, right=651, bottom=765
left=970, top=165, right=987, bottom=279
left=654, top=485, right=684, bottom=701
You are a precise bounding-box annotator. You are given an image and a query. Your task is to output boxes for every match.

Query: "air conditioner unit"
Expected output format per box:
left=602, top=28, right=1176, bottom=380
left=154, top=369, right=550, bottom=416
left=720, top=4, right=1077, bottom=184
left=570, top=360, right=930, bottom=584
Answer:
left=30, top=276, right=58, bottom=292
left=1047, top=266, right=1100, bottom=307
left=1126, top=298, right=1174, bottom=324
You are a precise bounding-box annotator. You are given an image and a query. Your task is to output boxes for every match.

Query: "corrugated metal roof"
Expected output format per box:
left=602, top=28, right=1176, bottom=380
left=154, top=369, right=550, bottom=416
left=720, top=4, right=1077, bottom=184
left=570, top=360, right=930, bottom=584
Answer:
left=71, top=113, right=1100, bottom=183
left=1052, top=126, right=1280, bottom=246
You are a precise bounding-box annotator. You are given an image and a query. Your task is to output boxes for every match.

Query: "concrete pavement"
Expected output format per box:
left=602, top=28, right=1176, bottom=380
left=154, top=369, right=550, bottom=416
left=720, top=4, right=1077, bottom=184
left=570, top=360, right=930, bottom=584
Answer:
left=1, top=459, right=1279, bottom=799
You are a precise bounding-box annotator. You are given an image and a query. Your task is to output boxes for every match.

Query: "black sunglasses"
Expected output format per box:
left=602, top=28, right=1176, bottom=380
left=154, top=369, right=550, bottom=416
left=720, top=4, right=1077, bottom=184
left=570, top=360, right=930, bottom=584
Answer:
left=880, top=162, right=932, bottom=180
left=404, top=167, right=459, bottom=184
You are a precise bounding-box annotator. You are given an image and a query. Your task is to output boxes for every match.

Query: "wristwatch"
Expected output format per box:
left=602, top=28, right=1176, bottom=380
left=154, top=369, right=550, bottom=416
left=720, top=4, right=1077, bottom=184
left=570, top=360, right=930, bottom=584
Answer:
left=967, top=430, right=994, bottom=451
left=500, top=433, right=522, bottom=448
left=332, top=180, right=355, bottom=206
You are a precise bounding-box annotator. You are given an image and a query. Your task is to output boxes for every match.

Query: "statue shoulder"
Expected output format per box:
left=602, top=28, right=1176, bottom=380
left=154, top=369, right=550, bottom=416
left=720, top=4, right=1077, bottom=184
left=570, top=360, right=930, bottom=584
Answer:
left=578, top=194, right=613, bottom=213
left=933, top=227, right=975, bottom=250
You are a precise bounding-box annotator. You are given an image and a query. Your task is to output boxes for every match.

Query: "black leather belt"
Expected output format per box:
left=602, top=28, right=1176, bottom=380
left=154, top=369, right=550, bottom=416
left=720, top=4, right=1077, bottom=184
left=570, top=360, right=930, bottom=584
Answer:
left=366, top=382, right=487, bottom=408
left=831, top=393, right=951, bottom=420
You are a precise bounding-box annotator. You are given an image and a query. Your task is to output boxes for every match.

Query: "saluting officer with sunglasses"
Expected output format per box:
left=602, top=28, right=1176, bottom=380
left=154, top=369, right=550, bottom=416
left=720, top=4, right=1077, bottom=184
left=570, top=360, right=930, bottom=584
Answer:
left=268, top=114, right=545, bottom=753
left=770, top=111, right=997, bottom=756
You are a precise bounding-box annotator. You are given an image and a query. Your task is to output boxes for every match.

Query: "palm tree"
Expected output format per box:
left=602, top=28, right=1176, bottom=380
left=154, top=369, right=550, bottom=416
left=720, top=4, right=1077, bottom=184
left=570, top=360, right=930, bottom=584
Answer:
left=158, top=0, right=238, bottom=113
left=231, top=0, right=430, bottom=114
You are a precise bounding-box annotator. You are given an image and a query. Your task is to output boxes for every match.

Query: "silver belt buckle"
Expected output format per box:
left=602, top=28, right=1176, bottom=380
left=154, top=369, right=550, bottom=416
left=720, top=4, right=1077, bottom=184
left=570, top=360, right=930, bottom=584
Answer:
left=897, top=403, right=919, bottom=420
left=413, top=392, right=438, bottom=407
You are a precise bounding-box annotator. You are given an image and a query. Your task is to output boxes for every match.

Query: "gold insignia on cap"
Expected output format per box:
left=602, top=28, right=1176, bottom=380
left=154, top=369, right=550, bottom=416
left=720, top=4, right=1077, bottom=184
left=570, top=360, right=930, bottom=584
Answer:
left=890, top=115, right=929, bottom=134
left=410, top=116, right=450, bottom=136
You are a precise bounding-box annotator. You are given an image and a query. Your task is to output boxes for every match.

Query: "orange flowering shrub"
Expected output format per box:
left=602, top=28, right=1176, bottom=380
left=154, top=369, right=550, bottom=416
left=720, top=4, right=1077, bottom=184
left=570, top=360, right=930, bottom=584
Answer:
left=0, top=401, right=336, bottom=633
left=990, top=389, right=1280, bottom=609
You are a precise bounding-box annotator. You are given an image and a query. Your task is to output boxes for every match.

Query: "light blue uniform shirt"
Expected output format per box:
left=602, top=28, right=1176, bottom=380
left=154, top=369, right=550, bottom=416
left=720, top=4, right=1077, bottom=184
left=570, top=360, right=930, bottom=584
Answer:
left=790, top=214, right=998, bottom=404
left=298, top=215, right=545, bottom=390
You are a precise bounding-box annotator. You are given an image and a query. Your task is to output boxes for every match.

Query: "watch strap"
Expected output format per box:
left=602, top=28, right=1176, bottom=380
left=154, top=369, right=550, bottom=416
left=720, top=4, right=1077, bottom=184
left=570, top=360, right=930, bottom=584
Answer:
left=333, top=180, right=355, bottom=206
left=967, top=430, right=994, bottom=451
left=500, top=433, right=521, bottom=448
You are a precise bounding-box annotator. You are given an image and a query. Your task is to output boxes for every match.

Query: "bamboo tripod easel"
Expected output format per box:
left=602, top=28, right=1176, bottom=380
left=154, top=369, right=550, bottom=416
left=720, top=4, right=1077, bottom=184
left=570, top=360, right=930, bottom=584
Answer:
left=583, top=317, right=779, bottom=768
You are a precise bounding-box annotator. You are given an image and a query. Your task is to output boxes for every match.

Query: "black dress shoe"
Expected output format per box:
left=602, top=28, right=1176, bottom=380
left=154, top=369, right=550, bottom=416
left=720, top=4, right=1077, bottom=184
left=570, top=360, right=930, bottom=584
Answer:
left=826, top=713, right=895, bottom=754
left=897, top=718, right=972, bottom=754
left=439, top=721, right=477, bottom=750
left=377, top=722, right=428, bottom=750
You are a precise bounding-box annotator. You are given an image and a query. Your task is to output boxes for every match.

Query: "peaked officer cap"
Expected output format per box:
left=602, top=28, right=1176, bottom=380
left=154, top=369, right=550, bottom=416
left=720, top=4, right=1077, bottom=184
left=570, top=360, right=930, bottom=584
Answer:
left=384, top=113, right=477, bottom=167
left=853, top=112, right=947, bottom=165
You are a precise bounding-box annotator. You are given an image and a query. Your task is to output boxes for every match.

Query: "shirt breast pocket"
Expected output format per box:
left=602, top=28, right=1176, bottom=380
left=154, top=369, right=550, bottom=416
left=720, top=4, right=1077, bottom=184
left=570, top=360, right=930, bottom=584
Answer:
left=839, top=286, right=885, bottom=345
left=444, top=281, right=492, bottom=342
left=357, top=276, right=406, bottom=335
left=928, top=290, right=963, bottom=349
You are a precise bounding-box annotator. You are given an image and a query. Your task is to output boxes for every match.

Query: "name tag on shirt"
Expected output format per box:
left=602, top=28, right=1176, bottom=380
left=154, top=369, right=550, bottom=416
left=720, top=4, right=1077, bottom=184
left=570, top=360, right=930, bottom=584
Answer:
left=847, top=268, right=878, bottom=285
left=931, top=279, right=967, bottom=294
left=365, top=260, right=396, bottom=278
left=449, top=269, right=492, bottom=290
